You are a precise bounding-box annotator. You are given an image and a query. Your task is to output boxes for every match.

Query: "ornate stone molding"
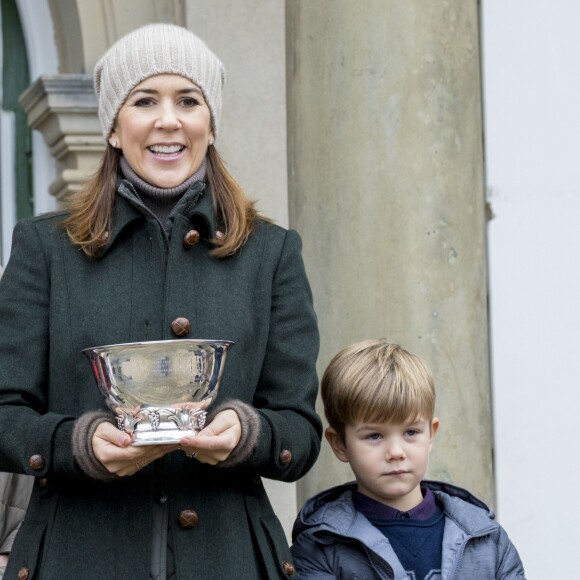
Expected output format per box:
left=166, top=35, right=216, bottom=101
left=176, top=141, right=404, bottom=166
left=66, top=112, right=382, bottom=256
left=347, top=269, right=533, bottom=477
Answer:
left=19, top=74, right=104, bottom=200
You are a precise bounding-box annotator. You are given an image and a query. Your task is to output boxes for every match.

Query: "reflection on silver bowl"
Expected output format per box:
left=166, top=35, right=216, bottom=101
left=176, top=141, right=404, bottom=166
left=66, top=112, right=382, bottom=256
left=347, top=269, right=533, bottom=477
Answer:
left=83, top=339, right=233, bottom=445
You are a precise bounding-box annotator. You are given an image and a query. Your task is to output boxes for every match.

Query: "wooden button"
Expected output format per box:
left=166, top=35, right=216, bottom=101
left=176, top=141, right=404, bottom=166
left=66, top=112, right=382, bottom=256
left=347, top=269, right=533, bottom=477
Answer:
left=282, top=561, right=296, bottom=576
left=171, top=317, right=190, bottom=337
left=183, top=229, right=200, bottom=249
left=18, top=567, right=29, bottom=580
left=178, top=509, right=199, bottom=528
left=28, top=454, right=45, bottom=471
left=279, top=449, right=292, bottom=466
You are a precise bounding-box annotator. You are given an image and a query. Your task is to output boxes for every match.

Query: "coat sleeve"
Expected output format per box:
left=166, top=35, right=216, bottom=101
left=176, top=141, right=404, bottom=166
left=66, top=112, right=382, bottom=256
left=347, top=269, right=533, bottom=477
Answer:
left=496, top=527, right=527, bottom=579
left=238, top=228, right=322, bottom=481
left=291, top=532, right=339, bottom=579
left=0, top=220, right=82, bottom=479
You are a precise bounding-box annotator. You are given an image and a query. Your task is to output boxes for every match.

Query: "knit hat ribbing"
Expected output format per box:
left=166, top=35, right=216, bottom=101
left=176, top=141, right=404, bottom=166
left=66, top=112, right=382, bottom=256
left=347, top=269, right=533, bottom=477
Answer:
left=94, top=23, right=225, bottom=139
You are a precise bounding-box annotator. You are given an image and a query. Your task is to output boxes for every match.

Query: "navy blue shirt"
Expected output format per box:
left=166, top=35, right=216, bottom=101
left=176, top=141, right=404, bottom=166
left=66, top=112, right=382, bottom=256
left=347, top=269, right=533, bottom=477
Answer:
left=354, top=487, right=445, bottom=580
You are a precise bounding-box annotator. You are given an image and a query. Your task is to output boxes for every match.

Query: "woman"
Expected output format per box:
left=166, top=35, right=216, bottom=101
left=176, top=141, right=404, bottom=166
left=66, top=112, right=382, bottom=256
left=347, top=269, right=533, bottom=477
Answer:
left=0, top=24, right=321, bottom=579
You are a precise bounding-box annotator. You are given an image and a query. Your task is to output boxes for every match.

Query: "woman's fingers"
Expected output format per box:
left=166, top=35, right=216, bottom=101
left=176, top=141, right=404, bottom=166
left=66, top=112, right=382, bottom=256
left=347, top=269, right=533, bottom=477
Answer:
left=96, top=421, right=132, bottom=447
left=179, top=410, right=241, bottom=465
left=199, top=410, right=241, bottom=439
left=92, top=422, right=178, bottom=476
left=92, top=422, right=132, bottom=473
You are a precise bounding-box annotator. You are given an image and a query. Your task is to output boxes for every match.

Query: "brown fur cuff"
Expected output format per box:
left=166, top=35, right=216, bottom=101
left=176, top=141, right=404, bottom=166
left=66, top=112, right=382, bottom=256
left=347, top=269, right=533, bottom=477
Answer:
left=72, top=410, right=119, bottom=481
left=209, top=399, right=261, bottom=468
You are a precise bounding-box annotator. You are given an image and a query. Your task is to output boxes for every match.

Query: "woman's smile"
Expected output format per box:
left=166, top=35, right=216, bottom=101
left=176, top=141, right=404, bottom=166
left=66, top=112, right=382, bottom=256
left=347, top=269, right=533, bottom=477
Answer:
left=148, top=143, right=185, bottom=155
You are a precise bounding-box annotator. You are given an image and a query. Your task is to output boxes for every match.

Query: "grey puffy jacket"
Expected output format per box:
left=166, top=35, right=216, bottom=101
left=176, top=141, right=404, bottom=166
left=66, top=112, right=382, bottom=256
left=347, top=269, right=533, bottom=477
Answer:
left=291, top=480, right=526, bottom=579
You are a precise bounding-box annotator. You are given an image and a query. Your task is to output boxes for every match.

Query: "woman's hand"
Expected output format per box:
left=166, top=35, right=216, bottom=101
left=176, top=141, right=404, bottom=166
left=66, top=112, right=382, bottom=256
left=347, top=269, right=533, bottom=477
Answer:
left=179, top=409, right=241, bottom=465
left=92, top=422, right=178, bottom=476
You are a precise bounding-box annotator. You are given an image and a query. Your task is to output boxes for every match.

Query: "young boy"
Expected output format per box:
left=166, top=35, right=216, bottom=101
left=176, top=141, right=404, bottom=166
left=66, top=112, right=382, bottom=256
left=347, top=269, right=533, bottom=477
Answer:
left=291, top=339, right=525, bottom=579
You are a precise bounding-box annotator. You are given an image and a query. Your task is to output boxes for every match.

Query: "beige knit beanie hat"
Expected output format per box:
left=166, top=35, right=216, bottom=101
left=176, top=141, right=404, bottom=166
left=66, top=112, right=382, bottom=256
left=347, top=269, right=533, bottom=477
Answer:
left=94, top=23, right=225, bottom=139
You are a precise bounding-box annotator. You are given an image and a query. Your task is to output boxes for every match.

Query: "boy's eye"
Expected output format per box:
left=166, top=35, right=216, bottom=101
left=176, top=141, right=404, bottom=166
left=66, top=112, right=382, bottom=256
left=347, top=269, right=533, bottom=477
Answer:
left=367, top=432, right=382, bottom=441
left=404, top=429, right=418, bottom=437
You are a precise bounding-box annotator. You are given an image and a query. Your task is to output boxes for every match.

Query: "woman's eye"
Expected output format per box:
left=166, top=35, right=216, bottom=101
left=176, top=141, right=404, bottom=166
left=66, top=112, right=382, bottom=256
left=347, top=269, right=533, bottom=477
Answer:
left=134, top=98, right=155, bottom=107
left=181, top=98, right=199, bottom=107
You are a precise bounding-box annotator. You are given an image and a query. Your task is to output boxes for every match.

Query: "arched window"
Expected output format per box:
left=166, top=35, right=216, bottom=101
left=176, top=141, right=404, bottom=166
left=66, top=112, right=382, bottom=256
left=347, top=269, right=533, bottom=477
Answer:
left=0, top=0, right=32, bottom=265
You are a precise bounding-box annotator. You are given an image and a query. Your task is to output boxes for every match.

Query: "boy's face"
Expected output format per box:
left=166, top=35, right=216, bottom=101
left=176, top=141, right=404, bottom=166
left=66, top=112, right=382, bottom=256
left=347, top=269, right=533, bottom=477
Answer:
left=326, top=416, right=439, bottom=512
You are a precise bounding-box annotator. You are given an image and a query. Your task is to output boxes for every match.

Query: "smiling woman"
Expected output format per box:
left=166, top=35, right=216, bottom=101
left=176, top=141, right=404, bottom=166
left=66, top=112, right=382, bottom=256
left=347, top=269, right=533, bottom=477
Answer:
left=0, top=23, right=321, bottom=580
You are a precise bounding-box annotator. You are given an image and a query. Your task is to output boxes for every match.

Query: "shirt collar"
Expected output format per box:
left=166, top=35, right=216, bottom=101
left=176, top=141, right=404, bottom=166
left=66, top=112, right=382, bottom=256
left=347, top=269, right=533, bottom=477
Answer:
left=353, top=486, right=439, bottom=521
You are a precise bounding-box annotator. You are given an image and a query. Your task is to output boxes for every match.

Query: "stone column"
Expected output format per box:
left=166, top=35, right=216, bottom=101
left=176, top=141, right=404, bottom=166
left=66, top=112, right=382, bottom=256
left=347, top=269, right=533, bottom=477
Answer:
left=286, top=0, right=493, bottom=505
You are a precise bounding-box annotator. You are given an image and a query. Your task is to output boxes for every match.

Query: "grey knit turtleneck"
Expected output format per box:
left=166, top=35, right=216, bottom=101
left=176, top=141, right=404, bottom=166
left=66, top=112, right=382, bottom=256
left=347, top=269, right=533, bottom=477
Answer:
left=119, top=156, right=207, bottom=226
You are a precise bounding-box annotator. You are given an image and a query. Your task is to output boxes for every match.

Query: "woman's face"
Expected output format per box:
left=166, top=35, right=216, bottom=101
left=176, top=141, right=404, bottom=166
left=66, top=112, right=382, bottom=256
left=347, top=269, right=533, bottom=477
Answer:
left=110, top=74, right=213, bottom=188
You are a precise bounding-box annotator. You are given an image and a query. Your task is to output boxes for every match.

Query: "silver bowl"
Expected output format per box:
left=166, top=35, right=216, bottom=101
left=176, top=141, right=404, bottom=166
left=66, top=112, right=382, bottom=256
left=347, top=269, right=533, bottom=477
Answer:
left=83, top=339, right=234, bottom=445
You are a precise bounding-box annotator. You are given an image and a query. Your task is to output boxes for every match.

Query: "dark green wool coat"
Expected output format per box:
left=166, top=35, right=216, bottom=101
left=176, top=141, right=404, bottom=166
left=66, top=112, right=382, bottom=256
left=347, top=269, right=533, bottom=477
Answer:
left=0, top=183, right=321, bottom=580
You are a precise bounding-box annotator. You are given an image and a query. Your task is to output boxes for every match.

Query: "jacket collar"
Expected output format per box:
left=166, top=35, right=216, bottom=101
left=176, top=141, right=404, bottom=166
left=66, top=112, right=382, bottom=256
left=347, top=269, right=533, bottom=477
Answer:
left=295, top=480, right=498, bottom=540
left=422, top=480, right=498, bottom=536
left=97, top=179, right=219, bottom=258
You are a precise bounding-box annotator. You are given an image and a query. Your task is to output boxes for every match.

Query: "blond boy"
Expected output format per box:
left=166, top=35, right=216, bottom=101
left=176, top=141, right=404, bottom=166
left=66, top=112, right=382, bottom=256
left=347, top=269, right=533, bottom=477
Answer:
left=291, top=339, right=525, bottom=579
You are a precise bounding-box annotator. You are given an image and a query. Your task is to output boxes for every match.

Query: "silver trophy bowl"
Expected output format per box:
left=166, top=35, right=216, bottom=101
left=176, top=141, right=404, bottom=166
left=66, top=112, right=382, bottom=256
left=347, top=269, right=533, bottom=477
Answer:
left=83, top=339, right=234, bottom=445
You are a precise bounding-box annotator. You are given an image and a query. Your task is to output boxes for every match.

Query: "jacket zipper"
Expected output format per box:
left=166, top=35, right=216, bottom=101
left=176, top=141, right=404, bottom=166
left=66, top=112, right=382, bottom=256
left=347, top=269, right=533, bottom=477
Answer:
left=317, top=533, right=397, bottom=579
left=447, top=527, right=495, bottom=580
left=119, top=181, right=207, bottom=245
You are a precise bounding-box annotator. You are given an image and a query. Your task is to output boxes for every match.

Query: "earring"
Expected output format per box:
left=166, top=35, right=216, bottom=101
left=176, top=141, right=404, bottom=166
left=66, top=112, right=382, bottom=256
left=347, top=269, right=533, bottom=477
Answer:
left=208, top=138, right=214, bottom=146
left=110, top=139, right=118, bottom=148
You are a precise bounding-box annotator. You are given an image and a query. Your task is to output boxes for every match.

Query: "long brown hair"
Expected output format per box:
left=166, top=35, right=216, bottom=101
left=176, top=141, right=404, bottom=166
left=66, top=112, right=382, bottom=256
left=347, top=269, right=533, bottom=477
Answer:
left=62, top=144, right=257, bottom=258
